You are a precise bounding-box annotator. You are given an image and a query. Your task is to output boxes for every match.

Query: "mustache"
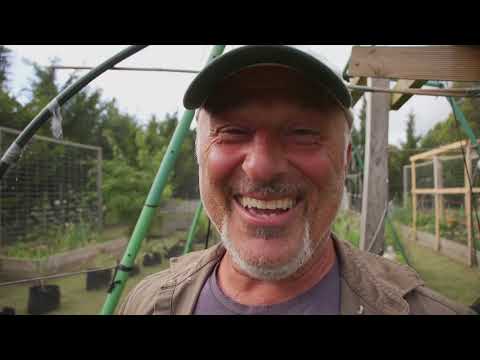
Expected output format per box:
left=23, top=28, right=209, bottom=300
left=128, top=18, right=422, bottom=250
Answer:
left=229, top=178, right=305, bottom=197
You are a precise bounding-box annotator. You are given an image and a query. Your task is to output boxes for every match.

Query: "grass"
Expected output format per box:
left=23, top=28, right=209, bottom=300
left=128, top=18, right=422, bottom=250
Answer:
left=333, top=210, right=480, bottom=307
left=401, top=237, right=480, bottom=306
left=1, top=223, right=130, bottom=260
left=0, top=230, right=215, bottom=315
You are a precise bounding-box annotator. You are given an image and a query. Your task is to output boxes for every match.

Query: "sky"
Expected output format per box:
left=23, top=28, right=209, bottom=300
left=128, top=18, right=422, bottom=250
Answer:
left=5, top=45, right=453, bottom=147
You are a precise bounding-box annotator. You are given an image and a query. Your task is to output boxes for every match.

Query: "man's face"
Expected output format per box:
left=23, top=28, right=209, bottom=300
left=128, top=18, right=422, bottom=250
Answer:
left=196, top=66, right=351, bottom=280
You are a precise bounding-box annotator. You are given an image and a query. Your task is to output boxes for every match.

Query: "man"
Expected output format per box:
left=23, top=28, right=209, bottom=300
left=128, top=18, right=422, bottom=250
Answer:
left=118, top=45, right=475, bottom=315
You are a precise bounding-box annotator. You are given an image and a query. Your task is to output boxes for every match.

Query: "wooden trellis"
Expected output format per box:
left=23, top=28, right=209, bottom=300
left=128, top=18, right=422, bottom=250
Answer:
left=409, top=140, right=479, bottom=267
left=348, top=45, right=480, bottom=255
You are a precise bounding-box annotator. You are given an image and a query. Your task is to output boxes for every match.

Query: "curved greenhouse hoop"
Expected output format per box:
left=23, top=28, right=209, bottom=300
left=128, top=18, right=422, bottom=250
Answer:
left=0, top=45, right=226, bottom=315
left=0, top=45, right=148, bottom=179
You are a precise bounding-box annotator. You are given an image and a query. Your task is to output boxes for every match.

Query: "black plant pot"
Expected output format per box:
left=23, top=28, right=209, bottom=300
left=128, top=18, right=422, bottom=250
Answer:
left=27, top=285, right=60, bottom=315
left=166, top=244, right=183, bottom=258
left=0, top=307, right=16, bottom=315
left=471, top=297, right=480, bottom=315
left=86, top=269, right=112, bottom=291
left=130, top=264, right=140, bottom=277
left=143, top=252, right=163, bottom=267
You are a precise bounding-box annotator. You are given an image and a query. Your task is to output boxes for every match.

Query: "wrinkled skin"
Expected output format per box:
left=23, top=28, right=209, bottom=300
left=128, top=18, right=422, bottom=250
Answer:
left=196, top=65, right=352, bottom=305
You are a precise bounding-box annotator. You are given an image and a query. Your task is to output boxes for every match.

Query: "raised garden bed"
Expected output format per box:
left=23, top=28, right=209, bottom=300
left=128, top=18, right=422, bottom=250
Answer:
left=0, top=238, right=127, bottom=281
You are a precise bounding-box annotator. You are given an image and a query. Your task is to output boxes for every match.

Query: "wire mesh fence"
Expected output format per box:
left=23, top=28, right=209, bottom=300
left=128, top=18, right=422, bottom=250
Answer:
left=345, top=172, right=362, bottom=213
left=0, top=127, right=102, bottom=247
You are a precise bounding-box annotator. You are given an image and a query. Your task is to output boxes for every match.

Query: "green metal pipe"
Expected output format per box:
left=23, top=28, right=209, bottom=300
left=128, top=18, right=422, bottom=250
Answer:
left=385, top=215, right=411, bottom=267
left=447, top=97, right=479, bottom=152
left=100, top=45, right=226, bottom=315
left=183, top=202, right=203, bottom=255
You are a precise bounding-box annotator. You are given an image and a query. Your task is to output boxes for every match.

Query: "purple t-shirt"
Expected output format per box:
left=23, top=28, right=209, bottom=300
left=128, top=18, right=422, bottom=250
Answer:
left=193, top=257, right=340, bottom=315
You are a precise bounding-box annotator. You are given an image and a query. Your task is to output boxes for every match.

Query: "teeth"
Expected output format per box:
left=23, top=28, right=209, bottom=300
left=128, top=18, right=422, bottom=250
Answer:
left=239, top=197, right=295, bottom=210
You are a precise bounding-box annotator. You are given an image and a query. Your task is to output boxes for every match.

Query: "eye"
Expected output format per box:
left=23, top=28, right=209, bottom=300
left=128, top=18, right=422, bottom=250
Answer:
left=292, top=128, right=319, bottom=136
left=288, top=128, right=322, bottom=145
left=222, top=127, right=249, bottom=135
left=215, top=126, right=251, bottom=143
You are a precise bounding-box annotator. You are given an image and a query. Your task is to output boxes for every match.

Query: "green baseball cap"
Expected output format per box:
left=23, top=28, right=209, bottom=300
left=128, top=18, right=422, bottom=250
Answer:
left=183, top=45, right=352, bottom=125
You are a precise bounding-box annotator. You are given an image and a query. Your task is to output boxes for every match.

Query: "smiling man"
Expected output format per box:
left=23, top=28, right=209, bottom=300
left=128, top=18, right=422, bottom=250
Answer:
left=118, top=45, right=475, bottom=315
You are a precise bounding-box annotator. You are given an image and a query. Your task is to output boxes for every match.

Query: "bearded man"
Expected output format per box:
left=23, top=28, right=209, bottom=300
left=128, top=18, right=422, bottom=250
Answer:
left=118, top=45, right=475, bottom=315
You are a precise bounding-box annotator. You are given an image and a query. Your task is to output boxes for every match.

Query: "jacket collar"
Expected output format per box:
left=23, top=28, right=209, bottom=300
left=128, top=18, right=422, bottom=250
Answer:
left=167, top=235, right=423, bottom=315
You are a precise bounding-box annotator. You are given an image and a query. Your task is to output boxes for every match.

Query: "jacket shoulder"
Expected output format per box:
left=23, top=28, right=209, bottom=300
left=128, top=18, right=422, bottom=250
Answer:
left=336, top=239, right=475, bottom=315
left=348, top=244, right=475, bottom=314
left=117, top=249, right=209, bottom=315
left=406, top=286, right=477, bottom=315
left=116, top=268, right=172, bottom=315
left=338, top=239, right=424, bottom=295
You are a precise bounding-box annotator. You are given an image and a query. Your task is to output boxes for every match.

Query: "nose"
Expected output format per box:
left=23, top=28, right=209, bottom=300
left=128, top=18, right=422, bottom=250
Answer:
left=241, top=132, right=288, bottom=183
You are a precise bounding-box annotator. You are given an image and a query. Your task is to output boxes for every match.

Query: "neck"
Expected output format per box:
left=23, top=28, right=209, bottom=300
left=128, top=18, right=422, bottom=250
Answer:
left=217, top=233, right=336, bottom=306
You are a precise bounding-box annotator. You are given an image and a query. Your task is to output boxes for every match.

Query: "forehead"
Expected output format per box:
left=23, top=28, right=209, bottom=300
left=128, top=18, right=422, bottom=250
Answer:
left=202, top=65, right=340, bottom=116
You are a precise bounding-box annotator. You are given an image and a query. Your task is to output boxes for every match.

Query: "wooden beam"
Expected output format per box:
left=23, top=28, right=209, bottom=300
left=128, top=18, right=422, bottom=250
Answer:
left=390, top=79, right=428, bottom=110
left=410, top=140, right=467, bottom=162
left=349, top=46, right=480, bottom=81
left=360, top=78, right=390, bottom=255
left=350, top=76, right=367, bottom=107
left=413, top=187, right=480, bottom=194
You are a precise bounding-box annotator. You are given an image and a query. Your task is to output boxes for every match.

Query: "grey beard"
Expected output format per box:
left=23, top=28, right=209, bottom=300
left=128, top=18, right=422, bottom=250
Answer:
left=220, top=216, right=314, bottom=281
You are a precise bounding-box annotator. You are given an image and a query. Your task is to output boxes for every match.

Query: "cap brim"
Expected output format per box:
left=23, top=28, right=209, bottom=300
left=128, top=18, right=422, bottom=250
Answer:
left=183, top=45, right=352, bottom=110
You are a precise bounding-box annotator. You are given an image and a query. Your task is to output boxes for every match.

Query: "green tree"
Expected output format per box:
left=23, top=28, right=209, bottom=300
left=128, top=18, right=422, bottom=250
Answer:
left=404, top=110, right=421, bottom=152
left=145, top=112, right=199, bottom=199
left=102, top=121, right=173, bottom=226
left=0, top=45, right=11, bottom=90
left=99, top=99, right=140, bottom=163
left=388, top=144, right=403, bottom=202
left=359, top=96, right=367, bottom=150
left=420, top=88, right=479, bottom=149
left=389, top=111, right=421, bottom=203
left=0, top=46, right=30, bottom=130
left=349, top=96, right=366, bottom=173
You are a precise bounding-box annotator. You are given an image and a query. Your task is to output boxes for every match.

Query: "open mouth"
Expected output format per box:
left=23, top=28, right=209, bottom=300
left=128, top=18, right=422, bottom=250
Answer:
left=236, top=196, right=296, bottom=213
left=233, top=195, right=303, bottom=227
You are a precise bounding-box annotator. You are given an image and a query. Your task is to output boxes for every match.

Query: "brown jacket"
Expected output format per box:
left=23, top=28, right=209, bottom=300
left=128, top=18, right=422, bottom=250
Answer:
left=117, top=236, right=476, bottom=315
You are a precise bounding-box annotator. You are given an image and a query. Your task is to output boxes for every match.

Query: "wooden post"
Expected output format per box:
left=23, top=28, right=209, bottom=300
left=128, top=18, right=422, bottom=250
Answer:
left=434, top=156, right=445, bottom=219
left=464, top=142, right=477, bottom=267
left=403, top=164, right=409, bottom=208
left=360, top=77, right=390, bottom=255
left=411, top=160, right=417, bottom=241
left=433, top=156, right=442, bottom=251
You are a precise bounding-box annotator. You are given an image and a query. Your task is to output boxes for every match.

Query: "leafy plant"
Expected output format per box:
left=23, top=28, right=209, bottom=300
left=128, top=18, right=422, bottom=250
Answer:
left=3, top=219, right=100, bottom=259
